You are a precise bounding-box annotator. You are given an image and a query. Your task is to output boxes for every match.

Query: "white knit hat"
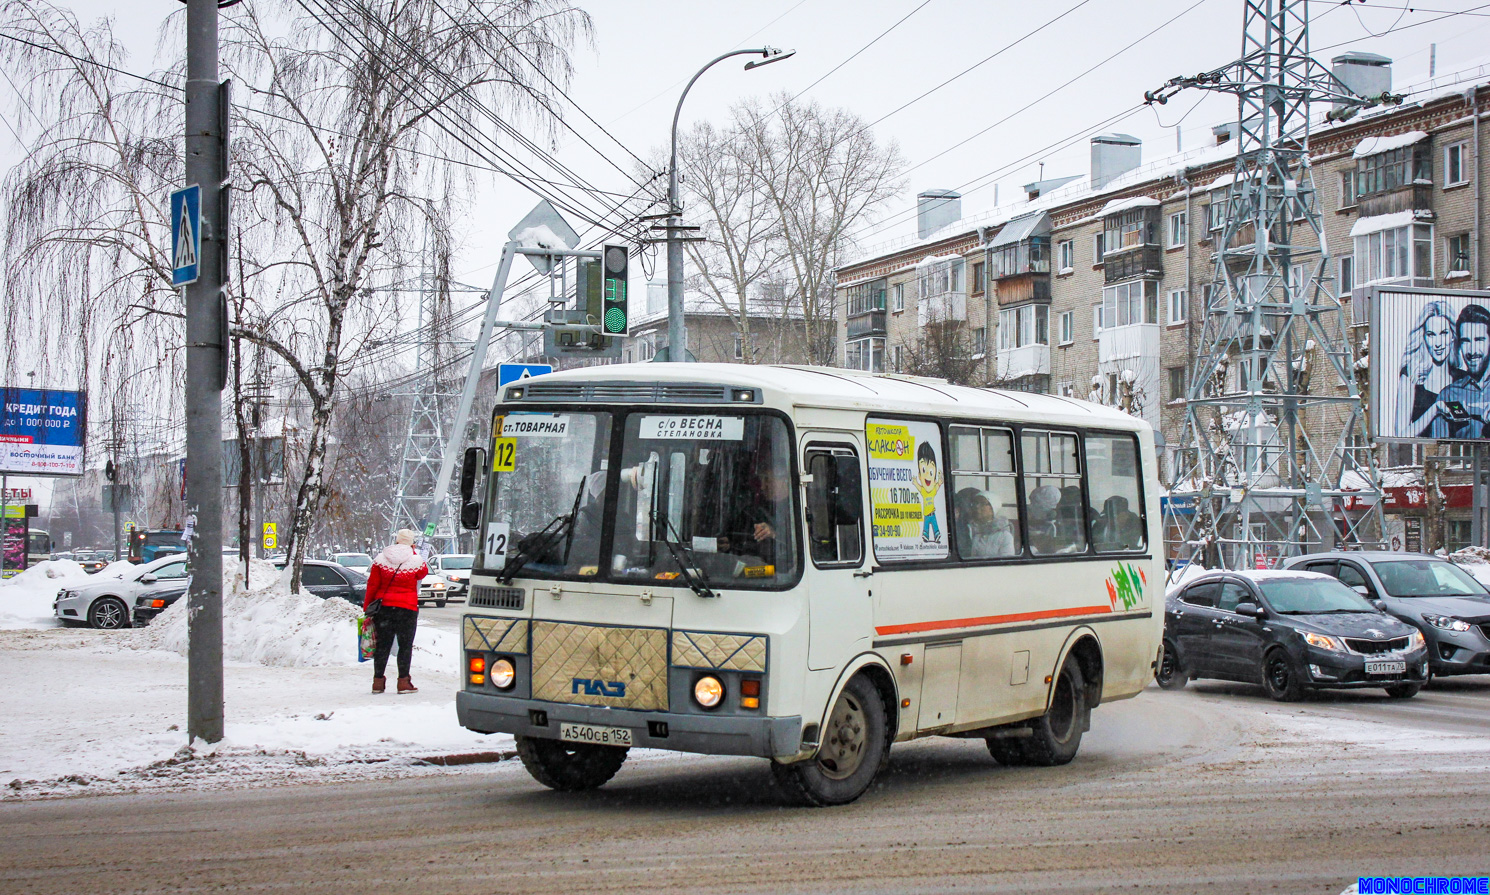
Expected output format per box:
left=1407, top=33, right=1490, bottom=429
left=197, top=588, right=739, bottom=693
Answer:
left=394, top=529, right=418, bottom=546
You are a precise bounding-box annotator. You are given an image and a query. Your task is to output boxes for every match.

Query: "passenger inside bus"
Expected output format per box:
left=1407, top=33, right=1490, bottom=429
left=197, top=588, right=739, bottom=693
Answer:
left=1091, top=495, right=1144, bottom=551
left=718, top=464, right=791, bottom=567
left=954, top=488, right=1018, bottom=559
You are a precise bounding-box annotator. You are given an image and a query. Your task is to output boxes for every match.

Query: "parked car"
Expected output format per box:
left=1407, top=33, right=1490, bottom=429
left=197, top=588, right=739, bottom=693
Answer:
left=53, top=554, right=191, bottom=630
left=300, top=560, right=366, bottom=606
left=131, top=582, right=189, bottom=627
left=1157, top=570, right=1428, bottom=700
left=1280, top=552, right=1490, bottom=677
left=333, top=552, right=373, bottom=573
left=427, top=553, right=473, bottom=601
left=417, top=572, right=449, bottom=608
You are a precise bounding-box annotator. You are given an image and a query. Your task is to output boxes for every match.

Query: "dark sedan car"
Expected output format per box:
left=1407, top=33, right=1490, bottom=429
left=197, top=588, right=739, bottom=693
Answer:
left=300, top=560, right=367, bottom=606
left=1281, top=552, right=1490, bottom=677
left=132, top=582, right=189, bottom=626
left=1157, top=570, right=1429, bottom=701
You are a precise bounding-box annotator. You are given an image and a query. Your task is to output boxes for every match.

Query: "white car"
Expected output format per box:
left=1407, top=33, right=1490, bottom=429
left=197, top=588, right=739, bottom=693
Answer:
left=53, top=554, right=191, bottom=630
left=418, top=573, right=450, bottom=608
left=333, top=552, right=373, bottom=573
left=427, top=553, right=474, bottom=602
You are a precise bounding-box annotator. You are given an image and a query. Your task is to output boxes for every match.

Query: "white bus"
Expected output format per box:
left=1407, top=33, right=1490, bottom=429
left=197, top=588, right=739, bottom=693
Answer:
left=455, top=364, right=1163, bottom=805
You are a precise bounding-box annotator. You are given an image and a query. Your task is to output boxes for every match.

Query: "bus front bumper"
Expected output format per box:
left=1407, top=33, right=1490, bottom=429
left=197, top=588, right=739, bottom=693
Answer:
left=457, top=690, right=802, bottom=760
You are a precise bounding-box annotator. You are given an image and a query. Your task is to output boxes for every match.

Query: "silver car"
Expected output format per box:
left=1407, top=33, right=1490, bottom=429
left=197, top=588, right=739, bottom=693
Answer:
left=53, top=554, right=192, bottom=630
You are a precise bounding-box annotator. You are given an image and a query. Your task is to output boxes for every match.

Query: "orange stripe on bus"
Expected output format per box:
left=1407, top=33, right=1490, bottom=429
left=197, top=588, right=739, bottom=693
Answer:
left=874, top=604, right=1114, bottom=636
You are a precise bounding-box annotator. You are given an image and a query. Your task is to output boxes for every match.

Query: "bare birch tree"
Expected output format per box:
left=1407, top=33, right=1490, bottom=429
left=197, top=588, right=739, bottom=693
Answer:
left=1, top=0, right=592, bottom=587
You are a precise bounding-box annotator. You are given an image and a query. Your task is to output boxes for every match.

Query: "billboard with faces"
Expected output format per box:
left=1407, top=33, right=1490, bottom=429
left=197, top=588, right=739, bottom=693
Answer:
left=1371, top=286, right=1490, bottom=442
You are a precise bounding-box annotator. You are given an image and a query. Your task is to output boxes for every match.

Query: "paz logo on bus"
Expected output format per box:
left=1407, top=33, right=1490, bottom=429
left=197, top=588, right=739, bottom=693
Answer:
left=572, top=678, right=627, bottom=698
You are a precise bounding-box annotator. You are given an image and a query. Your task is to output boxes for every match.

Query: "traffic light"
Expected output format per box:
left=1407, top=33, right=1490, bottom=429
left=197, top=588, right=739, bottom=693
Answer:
left=601, top=244, right=628, bottom=335
left=129, top=528, right=146, bottom=563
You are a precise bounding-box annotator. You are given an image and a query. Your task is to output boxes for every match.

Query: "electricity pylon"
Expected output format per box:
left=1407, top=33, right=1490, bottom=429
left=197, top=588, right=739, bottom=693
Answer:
left=1146, top=0, right=1399, bottom=570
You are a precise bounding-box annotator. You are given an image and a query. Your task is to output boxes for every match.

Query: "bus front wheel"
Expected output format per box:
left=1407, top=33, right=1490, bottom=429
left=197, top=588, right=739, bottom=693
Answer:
left=514, top=735, right=628, bottom=792
left=772, top=674, right=889, bottom=807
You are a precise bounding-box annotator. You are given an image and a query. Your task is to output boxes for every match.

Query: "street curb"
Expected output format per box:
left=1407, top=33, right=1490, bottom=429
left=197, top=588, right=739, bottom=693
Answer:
left=415, top=750, right=516, bottom=766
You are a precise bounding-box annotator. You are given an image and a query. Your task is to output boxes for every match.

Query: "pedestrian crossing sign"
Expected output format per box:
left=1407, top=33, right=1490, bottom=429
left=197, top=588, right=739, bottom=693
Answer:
left=171, top=184, right=201, bottom=287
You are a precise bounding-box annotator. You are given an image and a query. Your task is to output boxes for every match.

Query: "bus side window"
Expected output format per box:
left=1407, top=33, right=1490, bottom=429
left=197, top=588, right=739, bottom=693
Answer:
left=1022, top=430, right=1087, bottom=556
left=1085, top=433, right=1146, bottom=553
left=804, top=448, right=863, bottom=566
left=949, top=425, right=1022, bottom=559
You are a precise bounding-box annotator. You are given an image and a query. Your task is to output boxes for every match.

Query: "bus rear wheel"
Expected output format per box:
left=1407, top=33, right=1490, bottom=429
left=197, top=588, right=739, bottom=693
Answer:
left=514, top=735, right=628, bottom=792
left=772, top=674, right=889, bottom=807
left=1020, top=654, right=1088, bottom=766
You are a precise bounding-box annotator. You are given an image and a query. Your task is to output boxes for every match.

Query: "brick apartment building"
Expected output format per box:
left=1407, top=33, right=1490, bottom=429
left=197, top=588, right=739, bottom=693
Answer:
left=834, top=53, right=1490, bottom=552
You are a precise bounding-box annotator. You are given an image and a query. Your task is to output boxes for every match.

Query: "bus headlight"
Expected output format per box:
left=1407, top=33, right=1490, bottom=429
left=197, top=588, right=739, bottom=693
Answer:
left=491, top=657, right=516, bottom=690
left=693, top=675, right=724, bottom=709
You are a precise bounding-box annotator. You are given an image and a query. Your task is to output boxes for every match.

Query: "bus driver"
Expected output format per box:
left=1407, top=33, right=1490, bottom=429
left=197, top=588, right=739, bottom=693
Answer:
left=718, top=464, right=791, bottom=567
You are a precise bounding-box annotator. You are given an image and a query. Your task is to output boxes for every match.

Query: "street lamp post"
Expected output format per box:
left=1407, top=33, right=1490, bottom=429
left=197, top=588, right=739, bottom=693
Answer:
left=666, top=47, right=795, bottom=362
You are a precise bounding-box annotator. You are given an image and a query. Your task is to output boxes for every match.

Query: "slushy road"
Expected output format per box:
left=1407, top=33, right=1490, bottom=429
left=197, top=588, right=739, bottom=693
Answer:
left=4, top=676, right=1488, bottom=894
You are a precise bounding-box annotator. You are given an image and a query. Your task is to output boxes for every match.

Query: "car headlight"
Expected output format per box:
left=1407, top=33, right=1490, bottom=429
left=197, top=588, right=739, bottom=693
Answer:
left=1422, top=613, right=1472, bottom=633
left=693, top=675, right=724, bottom=709
left=1302, top=631, right=1346, bottom=652
left=1407, top=629, right=1425, bottom=650
left=490, top=657, right=516, bottom=690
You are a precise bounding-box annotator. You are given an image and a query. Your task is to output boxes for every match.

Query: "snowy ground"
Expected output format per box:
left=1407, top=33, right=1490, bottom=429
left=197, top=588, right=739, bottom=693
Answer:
left=0, top=559, right=519, bottom=801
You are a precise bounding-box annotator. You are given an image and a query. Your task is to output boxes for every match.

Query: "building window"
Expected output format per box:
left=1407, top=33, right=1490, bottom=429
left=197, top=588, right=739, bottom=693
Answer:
left=845, top=337, right=885, bottom=373
left=891, top=282, right=905, bottom=313
left=1338, top=255, right=1354, bottom=295
left=1093, top=232, right=1105, bottom=265
left=1101, top=280, right=1159, bottom=328
left=1339, top=170, right=1356, bottom=209
left=846, top=278, right=887, bottom=317
left=1354, top=223, right=1433, bottom=287
left=1168, top=365, right=1186, bottom=402
left=972, top=325, right=988, bottom=357
left=1356, top=143, right=1431, bottom=196
left=734, top=334, right=745, bottom=360
left=1058, top=310, right=1074, bottom=345
left=893, top=344, right=904, bottom=372
left=917, top=258, right=964, bottom=299
left=1058, top=381, right=1074, bottom=397
left=1092, top=303, right=1104, bottom=337
left=997, top=305, right=1048, bottom=350
left=1207, top=200, right=1226, bottom=232
left=1167, top=288, right=1187, bottom=325
left=971, top=261, right=986, bottom=294
left=1167, top=211, right=1187, bottom=248
left=1448, top=233, right=1471, bottom=275
left=1058, top=239, right=1074, bottom=273
left=991, top=238, right=1050, bottom=279
left=1445, top=141, right=1470, bottom=187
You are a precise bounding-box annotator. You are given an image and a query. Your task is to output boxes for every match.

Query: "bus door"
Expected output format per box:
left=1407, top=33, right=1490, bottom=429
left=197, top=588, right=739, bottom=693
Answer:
left=800, top=438, right=870, bottom=671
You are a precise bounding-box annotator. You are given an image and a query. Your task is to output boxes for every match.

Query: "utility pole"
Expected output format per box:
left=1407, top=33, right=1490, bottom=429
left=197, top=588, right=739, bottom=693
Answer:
left=183, top=0, right=227, bottom=744
left=1148, top=0, right=1399, bottom=570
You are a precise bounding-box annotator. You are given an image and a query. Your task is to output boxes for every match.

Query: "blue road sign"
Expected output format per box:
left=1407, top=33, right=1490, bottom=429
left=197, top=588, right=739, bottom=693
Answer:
left=498, top=363, right=552, bottom=388
left=171, top=184, right=201, bottom=287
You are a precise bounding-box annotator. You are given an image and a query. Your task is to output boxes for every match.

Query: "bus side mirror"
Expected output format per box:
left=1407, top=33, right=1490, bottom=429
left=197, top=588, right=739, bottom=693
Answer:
left=460, top=501, right=482, bottom=531
left=459, top=447, right=486, bottom=503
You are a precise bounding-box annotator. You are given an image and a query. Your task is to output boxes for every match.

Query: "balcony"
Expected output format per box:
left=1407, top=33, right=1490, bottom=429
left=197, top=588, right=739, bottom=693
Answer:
left=1358, top=182, right=1434, bottom=219
left=1098, top=322, right=1160, bottom=365
left=918, top=291, right=967, bottom=326
left=1102, top=244, right=1163, bottom=283
left=846, top=310, right=887, bottom=339
left=996, top=344, right=1050, bottom=380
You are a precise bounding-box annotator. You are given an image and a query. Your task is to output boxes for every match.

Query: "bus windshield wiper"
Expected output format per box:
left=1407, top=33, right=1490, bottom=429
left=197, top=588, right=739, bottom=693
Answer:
left=500, top=481, right=588, bottom=585
left=650, top=510, right=716, bottom=599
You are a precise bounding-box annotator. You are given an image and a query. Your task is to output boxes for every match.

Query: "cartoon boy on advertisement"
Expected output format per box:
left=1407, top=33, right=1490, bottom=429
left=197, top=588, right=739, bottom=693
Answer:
left=915, top=441, right=943, bottom=543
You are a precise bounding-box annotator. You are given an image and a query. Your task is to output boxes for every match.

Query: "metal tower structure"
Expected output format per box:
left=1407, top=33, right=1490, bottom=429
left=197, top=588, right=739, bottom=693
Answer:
left=389, top=225, right=459, bottom=552
left=1146, top=0, right=1399, bottom=570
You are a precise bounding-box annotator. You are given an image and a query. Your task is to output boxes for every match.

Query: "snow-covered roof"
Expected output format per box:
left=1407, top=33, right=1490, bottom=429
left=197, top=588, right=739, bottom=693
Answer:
left=915, top=253, right=962, bottom=268
left=1097, top=195, right=1160, bottom=217
left=989, top=212, right=1050, bottom=248
left=1350, top=210, right=1419, bottom=237
left=1206, top=172, right=1237, bottom=191
left=1352, top=130, right=1428, bottom=159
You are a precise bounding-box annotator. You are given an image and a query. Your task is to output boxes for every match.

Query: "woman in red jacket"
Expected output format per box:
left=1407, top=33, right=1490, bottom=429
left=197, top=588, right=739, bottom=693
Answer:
left=365, top=529, right=428, bottom=694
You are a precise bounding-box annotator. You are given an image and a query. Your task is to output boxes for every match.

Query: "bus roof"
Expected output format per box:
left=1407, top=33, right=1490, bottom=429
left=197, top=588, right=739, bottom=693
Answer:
left=502, top=363, right=1150, bottom=433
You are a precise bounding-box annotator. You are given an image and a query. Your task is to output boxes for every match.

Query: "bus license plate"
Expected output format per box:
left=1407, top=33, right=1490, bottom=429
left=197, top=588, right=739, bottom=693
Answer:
left=559, top=723, right=633, bottom=747
left=1364, top=660, right=1406, bottom=675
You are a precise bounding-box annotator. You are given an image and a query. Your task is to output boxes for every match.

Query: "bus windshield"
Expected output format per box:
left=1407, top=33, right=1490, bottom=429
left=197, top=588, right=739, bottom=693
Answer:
left=489, top=411, right=613, bottom=577
left=611, top=413, right=797, bottom=588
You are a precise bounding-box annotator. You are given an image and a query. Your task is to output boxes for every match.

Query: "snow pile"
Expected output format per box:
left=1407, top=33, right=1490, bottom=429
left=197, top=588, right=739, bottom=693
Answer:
left=1446, top=547, right=1490, bottom=588
left=0, top=560, right=94, bottom=628
left=132, top=563, right=364, bottom=667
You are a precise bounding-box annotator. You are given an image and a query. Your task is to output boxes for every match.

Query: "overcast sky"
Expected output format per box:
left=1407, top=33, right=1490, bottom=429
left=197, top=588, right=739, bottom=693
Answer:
left=12, top=0, right=1490, bottom=282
